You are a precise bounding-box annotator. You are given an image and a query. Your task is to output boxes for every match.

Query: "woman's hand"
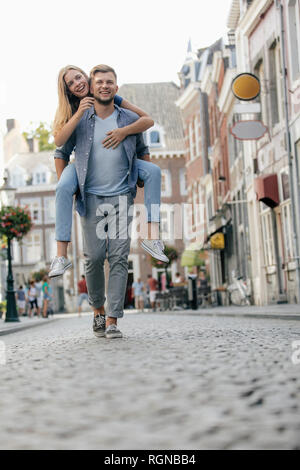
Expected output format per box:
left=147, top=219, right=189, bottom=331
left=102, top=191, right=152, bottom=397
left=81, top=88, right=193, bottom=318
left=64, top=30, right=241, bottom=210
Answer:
left=76, top=97, right=95, bottom=117
left=102, top=128, right=127, bottom=149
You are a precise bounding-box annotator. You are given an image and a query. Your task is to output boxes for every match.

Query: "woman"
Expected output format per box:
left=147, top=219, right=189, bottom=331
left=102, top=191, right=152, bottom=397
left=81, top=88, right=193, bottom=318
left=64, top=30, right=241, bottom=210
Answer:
left=49, top=65, right=168, bottom=278
left=42, top=275, right=51, bottom=318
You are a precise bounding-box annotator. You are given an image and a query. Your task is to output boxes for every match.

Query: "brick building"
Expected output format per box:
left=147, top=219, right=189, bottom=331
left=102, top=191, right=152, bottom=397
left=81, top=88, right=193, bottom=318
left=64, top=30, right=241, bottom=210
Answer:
left=119, top=82, right=186, bottom=296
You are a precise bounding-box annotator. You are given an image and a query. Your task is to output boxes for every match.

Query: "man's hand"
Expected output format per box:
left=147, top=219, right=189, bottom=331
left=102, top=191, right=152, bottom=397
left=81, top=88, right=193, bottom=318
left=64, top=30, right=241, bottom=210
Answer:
left=102, top=128, right=127, bottom=149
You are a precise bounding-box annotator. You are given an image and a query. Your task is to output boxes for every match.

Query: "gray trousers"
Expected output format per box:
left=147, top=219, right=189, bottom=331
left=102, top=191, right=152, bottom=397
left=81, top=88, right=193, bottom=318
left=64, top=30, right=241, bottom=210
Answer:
left=81, top=192, right=133, bottom=318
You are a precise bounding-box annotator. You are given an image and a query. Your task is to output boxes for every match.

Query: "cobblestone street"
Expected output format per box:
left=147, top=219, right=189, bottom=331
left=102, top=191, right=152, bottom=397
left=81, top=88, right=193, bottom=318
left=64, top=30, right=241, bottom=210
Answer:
left=0, top=312, right=300, bottom=450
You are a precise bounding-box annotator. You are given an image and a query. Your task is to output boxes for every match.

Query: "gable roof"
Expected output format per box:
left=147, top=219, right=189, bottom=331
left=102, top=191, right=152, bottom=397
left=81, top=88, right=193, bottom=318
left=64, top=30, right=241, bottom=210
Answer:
left=119, top=82, right=185, bottom=151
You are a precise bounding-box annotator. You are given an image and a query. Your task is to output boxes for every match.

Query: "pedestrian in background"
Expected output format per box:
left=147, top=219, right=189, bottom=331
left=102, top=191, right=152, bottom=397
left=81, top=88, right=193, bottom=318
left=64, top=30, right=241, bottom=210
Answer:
left=16, top=285, right=26, bottom=316
left=147, top=274, right=158, bottom=311
left=77, top=274, right=89, bottom=316
left=42, top=275, right=51, bottom=318
left=132, top=278, right=144, bottom=311
left=35, top=278, right=43, bottom=313
left=28, top=280, right=39, bottom=318
left=174, top=272, right=184, bottom=284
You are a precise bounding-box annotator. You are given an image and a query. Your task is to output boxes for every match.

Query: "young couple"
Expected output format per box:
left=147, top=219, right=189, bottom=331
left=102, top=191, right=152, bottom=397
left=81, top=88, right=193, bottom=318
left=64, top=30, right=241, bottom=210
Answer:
left=51, top=64, right=167, bottom=339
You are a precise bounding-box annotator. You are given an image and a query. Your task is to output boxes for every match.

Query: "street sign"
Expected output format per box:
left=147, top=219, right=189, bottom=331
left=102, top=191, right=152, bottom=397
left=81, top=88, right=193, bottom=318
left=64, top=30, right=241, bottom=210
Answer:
left=234, top=103, right=261, bottom=114
left=230, top=120, right=268, bottom=140
left=232, top=73, right=261, bottom=101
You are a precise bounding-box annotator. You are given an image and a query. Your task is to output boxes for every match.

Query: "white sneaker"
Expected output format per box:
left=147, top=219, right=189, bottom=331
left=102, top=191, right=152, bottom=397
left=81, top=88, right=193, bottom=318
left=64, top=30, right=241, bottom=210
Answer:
left=141, top=239, right=169, bottom=263
left=105, top=324, right=123, bottom=339
left=49, top=256, right=72, bottom=278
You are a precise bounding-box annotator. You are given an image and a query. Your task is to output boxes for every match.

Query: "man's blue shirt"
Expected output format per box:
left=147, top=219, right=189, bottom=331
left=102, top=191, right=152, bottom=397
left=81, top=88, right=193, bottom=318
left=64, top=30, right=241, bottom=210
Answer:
left=54, top=104, right=149, bottom=216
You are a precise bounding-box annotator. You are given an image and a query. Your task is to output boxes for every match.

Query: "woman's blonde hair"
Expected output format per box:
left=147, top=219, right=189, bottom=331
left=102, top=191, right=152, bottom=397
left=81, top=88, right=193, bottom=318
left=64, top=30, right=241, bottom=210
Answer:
left=52, top=65, right=89, bottom=136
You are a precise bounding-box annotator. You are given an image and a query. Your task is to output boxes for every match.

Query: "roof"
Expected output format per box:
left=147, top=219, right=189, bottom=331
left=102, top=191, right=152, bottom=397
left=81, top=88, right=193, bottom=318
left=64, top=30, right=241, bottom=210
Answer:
left=6, top=151, right=58, bottom=189
left=118, top=82, right=185, bottom=151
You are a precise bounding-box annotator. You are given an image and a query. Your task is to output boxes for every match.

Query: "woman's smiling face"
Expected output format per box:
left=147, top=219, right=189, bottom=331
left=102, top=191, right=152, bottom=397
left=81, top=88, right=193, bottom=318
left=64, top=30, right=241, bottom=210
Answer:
left=64, top=69, right=89, bottom=98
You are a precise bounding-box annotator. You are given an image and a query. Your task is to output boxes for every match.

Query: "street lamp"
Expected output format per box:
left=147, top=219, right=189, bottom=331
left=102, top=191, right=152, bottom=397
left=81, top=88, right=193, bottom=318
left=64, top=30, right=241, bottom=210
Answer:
left=0, top=170, right=18, bottom=322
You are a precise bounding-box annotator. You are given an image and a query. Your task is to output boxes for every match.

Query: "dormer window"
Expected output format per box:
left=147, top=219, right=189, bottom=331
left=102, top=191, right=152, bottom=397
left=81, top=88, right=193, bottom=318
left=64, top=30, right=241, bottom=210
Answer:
left=150, top=131, right=160, bottom=145
left=32, top=164, right=49, bottom=185
left=145, top=123, right=165, bottom=148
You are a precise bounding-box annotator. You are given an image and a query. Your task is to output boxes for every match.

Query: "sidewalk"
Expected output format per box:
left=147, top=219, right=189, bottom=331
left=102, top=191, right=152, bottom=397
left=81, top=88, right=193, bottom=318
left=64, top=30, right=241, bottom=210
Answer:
left=156, top=303, right=300, bottom=321
left=0, top=315, right=58, bottom=336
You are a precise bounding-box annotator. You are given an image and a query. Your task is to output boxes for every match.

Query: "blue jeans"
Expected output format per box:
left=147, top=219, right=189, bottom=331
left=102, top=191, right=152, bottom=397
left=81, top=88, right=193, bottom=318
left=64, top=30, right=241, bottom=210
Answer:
left=55, top=160, right=161, bottom=241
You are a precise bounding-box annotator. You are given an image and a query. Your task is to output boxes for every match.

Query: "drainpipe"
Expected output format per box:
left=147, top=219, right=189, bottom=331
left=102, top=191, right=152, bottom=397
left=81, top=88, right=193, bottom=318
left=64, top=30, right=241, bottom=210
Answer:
left=276, top=0, right=300, bottom=303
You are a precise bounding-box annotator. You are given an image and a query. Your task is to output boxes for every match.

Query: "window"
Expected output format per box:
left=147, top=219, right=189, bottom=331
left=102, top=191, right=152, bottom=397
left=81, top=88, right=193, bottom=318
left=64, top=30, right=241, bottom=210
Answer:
left=189, top=122, right=195, bottom=161
left=161, top=170, right=172, bottom=197
left=255, top=59, right=268, bottom=125
left=150, top=131, right=160, bottom=144
left=21, top=198, right=42, bottom=224
left=281, top=171, right=290, bottom=201
left=269, top=41, right=283, bottom=126
left=11, top=167, right=26, bottom=188
left=207, top=194, right=213, bottom=221
left=281, top=202, right=294, bottom=261
left=160, top=205, right=173, bottom=242
left=288, top=0, right=300, bottom=81
left=45, top=229, right=56, bottom=262
left=22, top=230, right=43, bottom=264
left=44, top=196, right=55, bottom=224
left=179, top=169, right=188, bottom=196
left=32, top=164, right=49, bottom=185
left=194, top=115, right=200, bottom=157
left=261, top=211, right=275, bottom=266
left=146, top=124, right=164, bottom=148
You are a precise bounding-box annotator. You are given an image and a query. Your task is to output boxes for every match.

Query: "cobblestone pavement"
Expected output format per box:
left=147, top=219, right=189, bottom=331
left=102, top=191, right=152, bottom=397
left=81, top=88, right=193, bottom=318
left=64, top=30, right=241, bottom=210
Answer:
left=0, top=313, right=300, bottom=450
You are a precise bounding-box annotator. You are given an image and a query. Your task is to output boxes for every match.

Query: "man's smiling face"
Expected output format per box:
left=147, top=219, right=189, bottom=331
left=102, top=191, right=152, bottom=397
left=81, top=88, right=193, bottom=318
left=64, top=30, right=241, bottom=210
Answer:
left=90, top=71, right=118, bottom=105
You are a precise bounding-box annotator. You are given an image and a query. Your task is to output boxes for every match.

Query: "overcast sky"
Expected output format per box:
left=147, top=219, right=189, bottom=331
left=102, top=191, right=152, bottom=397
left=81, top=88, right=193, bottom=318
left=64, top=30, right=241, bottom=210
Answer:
left=0, top=0, right=232, bottom=134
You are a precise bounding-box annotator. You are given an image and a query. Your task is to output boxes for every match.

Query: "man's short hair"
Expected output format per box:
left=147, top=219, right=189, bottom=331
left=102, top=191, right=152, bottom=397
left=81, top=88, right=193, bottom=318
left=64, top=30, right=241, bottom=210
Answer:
left=90, top=64, right=117, bottom=81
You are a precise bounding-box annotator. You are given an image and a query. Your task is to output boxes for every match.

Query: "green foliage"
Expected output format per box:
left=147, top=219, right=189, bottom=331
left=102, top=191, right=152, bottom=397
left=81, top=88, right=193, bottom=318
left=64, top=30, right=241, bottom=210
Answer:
left=0, top=300, right=6, bottom=311
left=0, top=206, right=33, bottom=241
left=31, top=269, right=48, bottom=282
left=150, top=245, right=178, bottom=269
left=23, top=122, right=56, bottom=151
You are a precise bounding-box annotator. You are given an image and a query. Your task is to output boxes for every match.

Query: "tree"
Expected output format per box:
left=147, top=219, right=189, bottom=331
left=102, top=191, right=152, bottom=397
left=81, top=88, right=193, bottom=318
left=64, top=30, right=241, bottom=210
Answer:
left=23, top=122, right=56, bottom=152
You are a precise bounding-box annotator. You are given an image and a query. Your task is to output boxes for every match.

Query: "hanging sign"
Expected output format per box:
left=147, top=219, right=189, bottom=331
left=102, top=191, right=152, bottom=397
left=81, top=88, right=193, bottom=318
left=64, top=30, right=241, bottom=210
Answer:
left=210, top=233, right=225, bottom=250
left=232, top=73, right=261, bottom=101
left=230, top=120, right=268, bottom=141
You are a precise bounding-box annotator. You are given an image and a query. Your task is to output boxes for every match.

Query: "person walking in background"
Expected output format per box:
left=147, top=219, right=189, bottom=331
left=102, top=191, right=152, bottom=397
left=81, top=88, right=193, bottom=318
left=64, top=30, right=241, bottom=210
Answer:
left=77, top=274, right=89, bottom=316
left=35, top=278, right=43, bottom=313
left=42, top=275, right=51, bottom=318
left=16, top=285, right=26, bottom=317
left=147, top=274, right=158, bottom=311
left=132, top=278, right=144, bottom=311
left=174, top=272, right=184, bottom=284
left=28, top=280, right=39, bottom=318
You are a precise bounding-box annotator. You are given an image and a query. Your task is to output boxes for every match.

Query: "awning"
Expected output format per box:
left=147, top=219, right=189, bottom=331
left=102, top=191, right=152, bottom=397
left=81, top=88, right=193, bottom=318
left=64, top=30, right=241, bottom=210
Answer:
left=254, top=174, right=279, bottom=208
left=181, top=242, right=206, bottom=267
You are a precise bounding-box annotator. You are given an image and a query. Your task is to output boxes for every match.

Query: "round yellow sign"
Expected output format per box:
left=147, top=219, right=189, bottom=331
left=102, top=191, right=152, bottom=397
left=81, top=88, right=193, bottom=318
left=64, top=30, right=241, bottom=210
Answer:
left=232, top=73, right=261, bottom=101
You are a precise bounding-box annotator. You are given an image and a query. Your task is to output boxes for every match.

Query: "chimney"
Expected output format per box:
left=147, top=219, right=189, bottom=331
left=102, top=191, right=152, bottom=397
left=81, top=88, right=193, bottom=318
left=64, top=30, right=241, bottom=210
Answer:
left=6, top=119, right=17, bottom=133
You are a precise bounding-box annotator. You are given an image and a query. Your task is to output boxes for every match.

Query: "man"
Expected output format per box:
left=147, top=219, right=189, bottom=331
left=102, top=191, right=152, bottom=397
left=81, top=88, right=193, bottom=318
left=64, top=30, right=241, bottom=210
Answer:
left=147, top=274, right=158, bottom=311
left=54, top=64, right=150, bottom=339
left=77, top=274, right=89, bottom=316
left=132, top=278, right=144, bottom=311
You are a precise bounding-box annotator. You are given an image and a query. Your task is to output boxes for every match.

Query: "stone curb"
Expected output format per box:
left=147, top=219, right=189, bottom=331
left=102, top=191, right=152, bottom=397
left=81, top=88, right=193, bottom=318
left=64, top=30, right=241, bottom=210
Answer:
left=0, top=317, right=59, bottom=336
left=151, top=310, right=300, bottom=321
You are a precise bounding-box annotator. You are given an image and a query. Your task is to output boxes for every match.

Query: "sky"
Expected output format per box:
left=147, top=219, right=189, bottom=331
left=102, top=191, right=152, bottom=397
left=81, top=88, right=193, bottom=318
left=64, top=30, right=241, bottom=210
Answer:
left=0, top=0, right=233, bottom=134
